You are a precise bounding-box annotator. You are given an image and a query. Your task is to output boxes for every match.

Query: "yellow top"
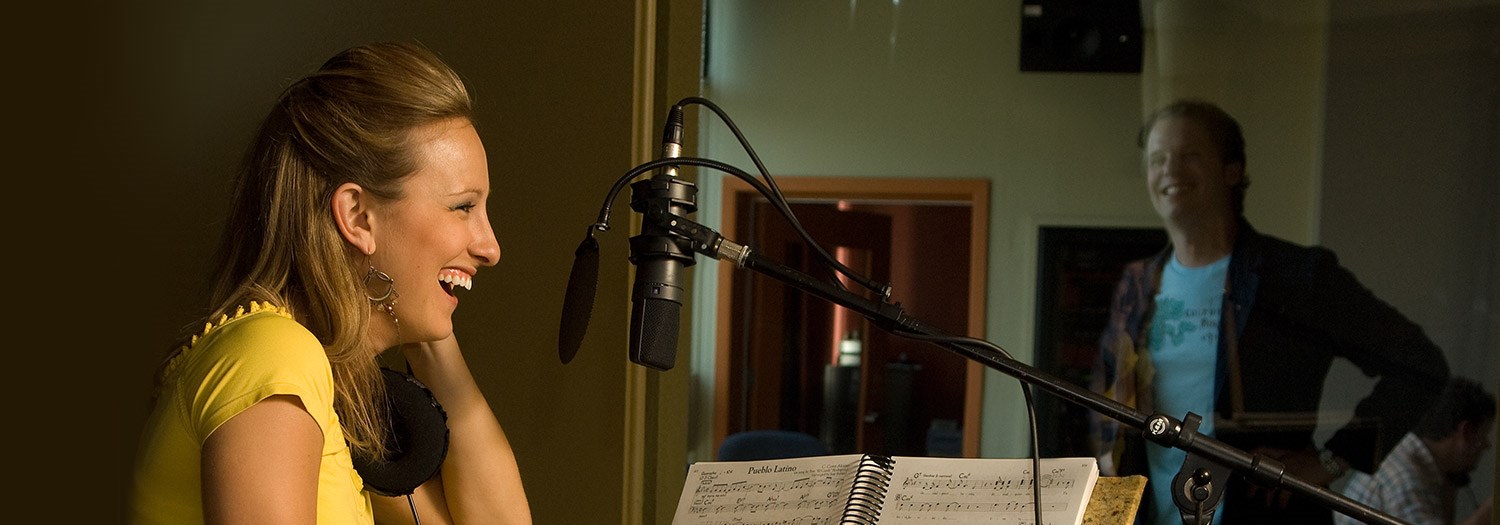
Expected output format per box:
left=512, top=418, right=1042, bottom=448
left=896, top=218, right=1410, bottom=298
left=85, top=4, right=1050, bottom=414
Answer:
left=130, top=302, right=372, bottom=524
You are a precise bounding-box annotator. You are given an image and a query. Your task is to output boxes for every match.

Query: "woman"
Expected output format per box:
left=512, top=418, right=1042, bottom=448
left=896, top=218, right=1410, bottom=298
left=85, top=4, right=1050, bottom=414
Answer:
left=131, top=42, right=531, bottom=524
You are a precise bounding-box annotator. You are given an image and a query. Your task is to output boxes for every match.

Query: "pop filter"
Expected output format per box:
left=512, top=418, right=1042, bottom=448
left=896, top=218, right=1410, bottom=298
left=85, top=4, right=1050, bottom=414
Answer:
left=558, top=227, right=600, bottom=364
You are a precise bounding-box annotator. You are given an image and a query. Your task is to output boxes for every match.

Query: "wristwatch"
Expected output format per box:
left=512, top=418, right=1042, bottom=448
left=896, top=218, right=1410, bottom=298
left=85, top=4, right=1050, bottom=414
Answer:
left=1318, top=449, right=1348, bottom=479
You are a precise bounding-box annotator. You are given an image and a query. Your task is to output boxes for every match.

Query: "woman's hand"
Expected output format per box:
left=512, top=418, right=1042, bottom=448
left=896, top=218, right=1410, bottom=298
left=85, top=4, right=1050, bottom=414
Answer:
left=373, top=334, right=531, bottom=524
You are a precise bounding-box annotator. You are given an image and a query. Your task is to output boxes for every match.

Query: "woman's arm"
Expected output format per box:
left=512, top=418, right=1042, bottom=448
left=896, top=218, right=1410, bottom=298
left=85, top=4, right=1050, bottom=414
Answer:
left=202, top=395, right=323, bottom=524
left=376, top=334, right=531, bottom=525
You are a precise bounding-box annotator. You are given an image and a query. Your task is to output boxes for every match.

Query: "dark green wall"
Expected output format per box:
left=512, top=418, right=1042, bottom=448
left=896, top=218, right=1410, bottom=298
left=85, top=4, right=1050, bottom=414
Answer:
left=55, top=2, right=640, bottom=522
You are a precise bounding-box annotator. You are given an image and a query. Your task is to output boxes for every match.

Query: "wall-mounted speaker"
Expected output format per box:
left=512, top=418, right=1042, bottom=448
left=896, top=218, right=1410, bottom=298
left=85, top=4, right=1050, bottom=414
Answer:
left=1020, top=0, right=1143, bottom=73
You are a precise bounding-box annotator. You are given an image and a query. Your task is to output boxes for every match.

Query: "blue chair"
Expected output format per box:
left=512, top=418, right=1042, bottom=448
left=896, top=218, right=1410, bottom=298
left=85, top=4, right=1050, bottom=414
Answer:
left=717, top=430, right=830, bottom=461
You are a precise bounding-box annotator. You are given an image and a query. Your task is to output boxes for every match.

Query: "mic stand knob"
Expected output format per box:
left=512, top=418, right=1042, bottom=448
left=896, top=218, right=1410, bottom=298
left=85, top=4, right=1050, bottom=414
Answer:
left=1169, top=413, right=1230, bottom=525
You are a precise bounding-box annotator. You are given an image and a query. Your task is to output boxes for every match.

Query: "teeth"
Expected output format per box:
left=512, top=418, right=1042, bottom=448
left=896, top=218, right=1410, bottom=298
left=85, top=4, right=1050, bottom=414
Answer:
left=439, top=271, right=472, bottom=291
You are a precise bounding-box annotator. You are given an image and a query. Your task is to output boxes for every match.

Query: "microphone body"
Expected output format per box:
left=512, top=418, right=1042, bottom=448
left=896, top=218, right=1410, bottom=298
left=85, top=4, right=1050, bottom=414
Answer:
left=627, top=177, right=697, bottom=371
left=628, top=105, right=693, bottom=371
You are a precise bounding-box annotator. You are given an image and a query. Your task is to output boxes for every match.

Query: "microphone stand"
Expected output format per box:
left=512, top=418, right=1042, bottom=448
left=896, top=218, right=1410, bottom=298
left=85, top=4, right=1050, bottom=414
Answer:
left=638, top=203, right=1407, bottom=525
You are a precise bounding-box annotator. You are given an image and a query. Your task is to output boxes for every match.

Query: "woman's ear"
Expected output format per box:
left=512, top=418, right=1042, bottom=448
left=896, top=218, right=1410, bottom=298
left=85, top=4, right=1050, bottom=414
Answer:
left=331, top=182, right=377, bottom=255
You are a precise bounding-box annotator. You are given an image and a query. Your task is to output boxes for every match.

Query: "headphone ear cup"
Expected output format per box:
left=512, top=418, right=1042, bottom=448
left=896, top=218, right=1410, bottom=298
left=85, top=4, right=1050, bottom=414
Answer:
left=352, top=368, right=450, bottom=497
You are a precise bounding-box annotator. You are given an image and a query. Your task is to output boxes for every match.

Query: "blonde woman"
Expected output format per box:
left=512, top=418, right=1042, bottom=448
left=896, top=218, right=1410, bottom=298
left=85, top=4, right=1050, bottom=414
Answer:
left=132, top=42, right=530, bottom=524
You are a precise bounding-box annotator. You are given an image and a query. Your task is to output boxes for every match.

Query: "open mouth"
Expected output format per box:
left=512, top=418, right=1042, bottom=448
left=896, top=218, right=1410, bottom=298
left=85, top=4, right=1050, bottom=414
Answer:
left=439, top=270, right=472, bottom=297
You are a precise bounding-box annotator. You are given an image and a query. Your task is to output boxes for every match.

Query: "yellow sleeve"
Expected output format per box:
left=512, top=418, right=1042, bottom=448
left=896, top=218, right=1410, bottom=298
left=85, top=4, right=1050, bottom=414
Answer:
left=178, top=312, right=336, bottom=444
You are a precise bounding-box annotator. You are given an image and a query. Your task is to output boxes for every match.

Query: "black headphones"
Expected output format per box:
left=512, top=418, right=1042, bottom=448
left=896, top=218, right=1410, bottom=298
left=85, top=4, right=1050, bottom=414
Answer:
left=352, top=368, right=450, bottom=497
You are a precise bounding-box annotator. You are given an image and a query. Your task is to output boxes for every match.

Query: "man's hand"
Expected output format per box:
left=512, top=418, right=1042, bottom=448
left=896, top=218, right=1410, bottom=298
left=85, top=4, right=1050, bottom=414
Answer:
left=1459, top=495, right=1491, bottom=525
left=1242, top=446, right=1342, bottom=509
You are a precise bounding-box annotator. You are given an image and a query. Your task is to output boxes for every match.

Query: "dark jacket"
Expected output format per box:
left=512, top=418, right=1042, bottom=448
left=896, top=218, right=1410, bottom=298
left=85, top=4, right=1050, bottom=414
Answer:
left=1090, top=219, right=1450, bottom=523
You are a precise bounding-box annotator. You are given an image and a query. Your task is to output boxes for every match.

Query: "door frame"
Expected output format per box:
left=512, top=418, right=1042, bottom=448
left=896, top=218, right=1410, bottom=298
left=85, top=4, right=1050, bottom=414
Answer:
left=714, top=176, right=990, bottom=457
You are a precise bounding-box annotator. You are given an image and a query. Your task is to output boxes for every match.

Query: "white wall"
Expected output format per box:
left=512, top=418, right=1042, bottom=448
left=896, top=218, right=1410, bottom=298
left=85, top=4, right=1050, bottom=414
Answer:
left=1145, top=0, right=1329, bottom=244
left=694, top=0, right=1154, bottom=459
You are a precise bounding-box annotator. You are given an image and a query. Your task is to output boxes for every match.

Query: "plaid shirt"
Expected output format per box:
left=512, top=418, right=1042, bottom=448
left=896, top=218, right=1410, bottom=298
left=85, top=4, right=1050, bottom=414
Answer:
left=1336, top=434, right=1449, bottom=525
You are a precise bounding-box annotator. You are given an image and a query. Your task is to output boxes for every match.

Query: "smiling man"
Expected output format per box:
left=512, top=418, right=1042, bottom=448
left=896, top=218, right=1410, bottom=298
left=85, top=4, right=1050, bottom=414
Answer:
left=1089, top=99, right=1451, bottom=525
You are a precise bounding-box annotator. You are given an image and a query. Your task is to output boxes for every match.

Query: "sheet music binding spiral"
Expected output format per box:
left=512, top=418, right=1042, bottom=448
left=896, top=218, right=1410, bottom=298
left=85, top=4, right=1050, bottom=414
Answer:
left=841, top=454, right=895, bottom=524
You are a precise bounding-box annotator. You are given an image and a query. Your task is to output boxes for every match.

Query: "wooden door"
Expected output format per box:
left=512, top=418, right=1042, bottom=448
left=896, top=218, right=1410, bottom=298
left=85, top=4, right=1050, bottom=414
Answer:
left=728, top=201, right=893, bottom=452
left=713, top=177, right=990, bottom=459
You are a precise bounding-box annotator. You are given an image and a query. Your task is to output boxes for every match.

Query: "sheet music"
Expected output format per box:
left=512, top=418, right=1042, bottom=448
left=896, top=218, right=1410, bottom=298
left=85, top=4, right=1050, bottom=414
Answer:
left=671, top=454, right=866, bottom=525
left=671, top=455, right=1099, bottom=525
left=881, top=456, right=1098, bottom=525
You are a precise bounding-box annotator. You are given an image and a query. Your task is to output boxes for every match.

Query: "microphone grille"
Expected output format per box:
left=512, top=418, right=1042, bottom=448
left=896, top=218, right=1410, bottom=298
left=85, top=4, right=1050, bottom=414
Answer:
left=629, top=298, right=681, bottom=371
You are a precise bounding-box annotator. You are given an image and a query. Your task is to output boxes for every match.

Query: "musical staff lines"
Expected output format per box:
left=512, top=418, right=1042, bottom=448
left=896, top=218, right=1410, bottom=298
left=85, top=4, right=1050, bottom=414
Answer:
left=898, top=471, right=1077, bottom=492
left=675, top=457, right=862, bottom=523
left=672, top=455, right=1099, bottom=525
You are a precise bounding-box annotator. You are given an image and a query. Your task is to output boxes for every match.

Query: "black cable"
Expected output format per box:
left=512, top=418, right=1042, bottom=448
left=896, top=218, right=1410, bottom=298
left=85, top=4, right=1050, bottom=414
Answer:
left=886, top=330, right=1045, bottom=525
left=593, top=156, right=768, bottom=229
left=673, top=97, right=892, bottom=297
left=593, top=154, right=863, bottom=297
left=403, top=357, right=423, bottom=525
left=1022, top=381, right=1042, bottom=525
left=592, top=97, right=894, bottom=296
left=597, top=152, right=1048, bottom=523
left=597, top=99, right=1045, bottom=522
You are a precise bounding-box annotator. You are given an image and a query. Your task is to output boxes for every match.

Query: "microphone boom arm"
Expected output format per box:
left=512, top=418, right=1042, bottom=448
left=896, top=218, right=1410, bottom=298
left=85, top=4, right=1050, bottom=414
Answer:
left=643, top=207, right=1406, bottom=525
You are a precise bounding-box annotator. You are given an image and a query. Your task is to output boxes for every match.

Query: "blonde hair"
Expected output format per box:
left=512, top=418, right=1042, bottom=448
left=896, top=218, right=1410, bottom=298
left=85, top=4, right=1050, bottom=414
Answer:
left=177, top=42, right=473, bottom=461
left=1139, top=98, right=1250, bottom=217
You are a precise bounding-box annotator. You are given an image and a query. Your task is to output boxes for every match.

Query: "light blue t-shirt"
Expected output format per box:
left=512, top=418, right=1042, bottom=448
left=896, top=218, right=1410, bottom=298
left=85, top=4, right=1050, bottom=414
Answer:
left=1145, top=254, right=1229, bottom=525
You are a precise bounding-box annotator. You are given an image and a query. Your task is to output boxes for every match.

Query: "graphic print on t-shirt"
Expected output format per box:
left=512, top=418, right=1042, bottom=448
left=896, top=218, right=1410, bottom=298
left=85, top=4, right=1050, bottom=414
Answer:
left=1144, top=255, right=1229, bottom=525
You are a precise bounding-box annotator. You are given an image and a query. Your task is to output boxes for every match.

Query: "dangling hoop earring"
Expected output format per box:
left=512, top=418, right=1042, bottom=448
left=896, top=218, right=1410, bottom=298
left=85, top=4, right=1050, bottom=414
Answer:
left=365, top=265, right=400, bottom=334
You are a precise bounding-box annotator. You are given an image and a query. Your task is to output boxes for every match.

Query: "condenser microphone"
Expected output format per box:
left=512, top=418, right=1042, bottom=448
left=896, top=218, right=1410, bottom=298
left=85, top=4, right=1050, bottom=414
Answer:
left=627, top=105, right=696, bottom=371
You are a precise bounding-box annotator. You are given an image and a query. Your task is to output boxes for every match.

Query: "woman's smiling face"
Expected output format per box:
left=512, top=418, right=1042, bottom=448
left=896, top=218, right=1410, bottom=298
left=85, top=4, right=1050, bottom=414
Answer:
left=369, top=118, right=501, bottom=345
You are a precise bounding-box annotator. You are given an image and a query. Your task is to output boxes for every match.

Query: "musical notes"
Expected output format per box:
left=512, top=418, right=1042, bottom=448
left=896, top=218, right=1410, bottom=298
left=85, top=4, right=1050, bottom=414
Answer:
left=673, top=456, right=862, bottom=524
left=686, top=499, right=838, bottom=515
left=692, top=474, right=849, bottom=495
left=680, top=516, right=837, bottom=525
left=671, top=455, right=1099, bottom=525
left=891, top=500, right=1066, bottom=513
left=879, top=457, right=1097, bottom=524
left=898, top=473, right=1076, bottom=492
